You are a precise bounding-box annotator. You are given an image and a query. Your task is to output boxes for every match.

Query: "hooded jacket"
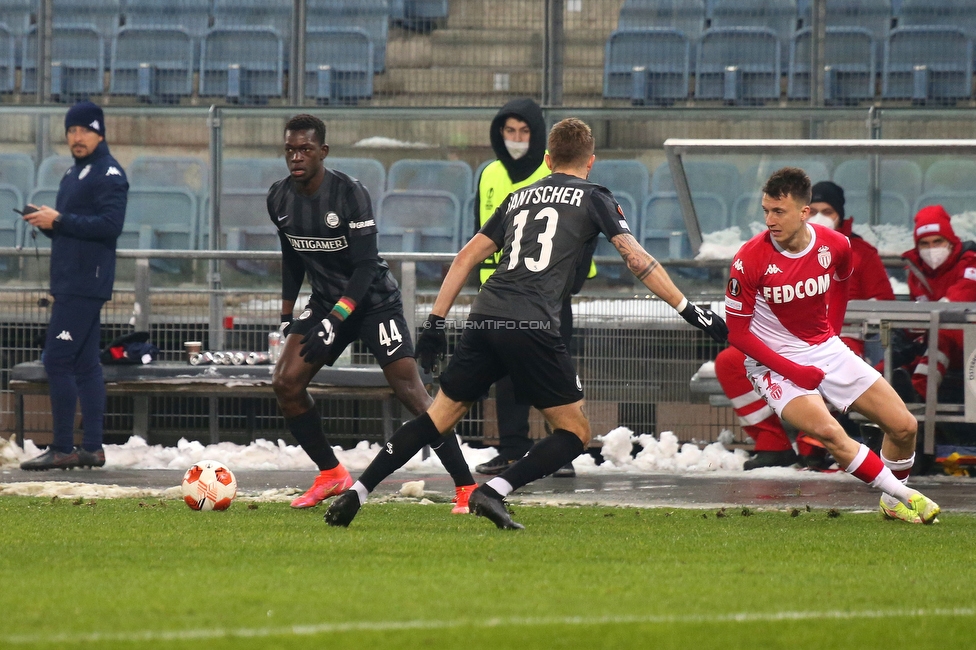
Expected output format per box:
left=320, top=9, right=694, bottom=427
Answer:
left=901, top=205, right=976, bottom=303
left=42, top=139, right=128, bottom=300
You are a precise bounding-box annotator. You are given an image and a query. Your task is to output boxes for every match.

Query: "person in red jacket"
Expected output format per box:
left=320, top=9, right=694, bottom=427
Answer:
left=901, top=205, right=976, bottom=399
left=715, top=181, right=894, bottom=470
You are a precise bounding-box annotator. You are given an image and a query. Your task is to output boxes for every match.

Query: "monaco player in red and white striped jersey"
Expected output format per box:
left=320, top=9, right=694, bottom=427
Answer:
left=725, top=167, right=940, bottom=524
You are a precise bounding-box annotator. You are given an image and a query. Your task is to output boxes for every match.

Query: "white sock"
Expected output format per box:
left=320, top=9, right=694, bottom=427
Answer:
left=486, top=477, right=514, bottom=497
left=871, top=467, right=914, bottom=507
left=880, top=453, right=914, bottom=508
left=352, top=481, right=369, bottom=505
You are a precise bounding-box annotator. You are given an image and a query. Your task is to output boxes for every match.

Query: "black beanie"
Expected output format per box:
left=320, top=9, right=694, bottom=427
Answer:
left=810, top=181, right=844, bottom=219
left=64, top=101, right=105, bottom=137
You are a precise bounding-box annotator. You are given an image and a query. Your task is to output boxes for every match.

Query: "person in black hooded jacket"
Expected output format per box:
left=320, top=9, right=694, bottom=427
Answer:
left=19, top=101, right=127, bottom=471
left=472, top=98, right=592, bottom=478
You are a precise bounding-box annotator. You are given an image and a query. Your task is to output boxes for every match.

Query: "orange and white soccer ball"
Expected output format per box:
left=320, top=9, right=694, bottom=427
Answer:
left=181, top=460, right=237, bottom=511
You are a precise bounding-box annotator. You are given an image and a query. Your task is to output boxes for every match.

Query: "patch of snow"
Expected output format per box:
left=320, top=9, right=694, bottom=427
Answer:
left=352, top=136, right=433, bottom=149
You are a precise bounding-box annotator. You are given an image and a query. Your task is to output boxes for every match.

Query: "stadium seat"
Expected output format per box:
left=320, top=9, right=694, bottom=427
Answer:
left=0, top=1, right=32, bottom=38
left=0, top=25, right=14, bottom=93
left=327, top=157, right=385, bottom=213
left=36, top=156, right=74, bottom=189
left=110, top=27, right=194, bottom=103
left=395, top=0, right=449, bottom=31
left=129, top=156, right=209, bottom=198
left=122, top=187, right=198, bottom=251
left=642, top=192, right=727, bottom=259
left=710, top=0, right=798, bottom=67
left=376, top=189, right=460, bottom=254
left=800, top=0, right=892, bottom=47
left=0, top=153, right=35, bottom=198
left=307, top=0, right=389, bottom=73
left=221, top=157, right=289, bottom=191
left=53, top=0, right=122, bottom=38
left=387, top=159, right=473, bottom=206
left=213, top=0, right=292, bottom=43
left=897, top=0, right=976, bottom=39
left=124, top=0, right=212, bottom=37
left=617, top=0, right=707, bottom=44
left=695, top=27, right=781, bottom=104
left=743, top=159, right=831, bottom=190
left=22, top=25, right=104, bottom=101
left=914, top=191, right=976, bottom=218
left=219, top=189, right=280, bottom=250
left=588, top=160, right=650, bottom=218
left=461, top=194, right=476, bottom=246
left=923, top=159, right=976, bottom=194
left=788, top=27, right=875, bottom=103
left=305, top=28, right=374, bottom=104
left=883, top=27, right=973, bottom=103
left=651, top=160, right=742, bottom=211
left=603, top=29, right=690, bottom=105
left=0, top=183, right=25, bottom=248
left=832, top=159, right=922, bottom=211
left=844, top=191, right=912, bottom=227
left=731, top=192, right=765, bottom=234
left=200, top=27, right=284, bottom=103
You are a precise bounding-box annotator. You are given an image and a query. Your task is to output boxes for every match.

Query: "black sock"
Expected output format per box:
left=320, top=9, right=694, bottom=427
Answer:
left=286, top=407, right=338, bottom=471
left=498, top=429, right=584, bottom=491
left=359, top=413, right=442, bottom=492
left=430, top=429, right=475, bottom=487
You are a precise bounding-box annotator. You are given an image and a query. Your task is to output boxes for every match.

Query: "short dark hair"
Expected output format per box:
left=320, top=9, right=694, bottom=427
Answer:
left=547, top=118, right=594, bottom=169
left=284, top=114, right=326, bottom=144
left=763, top=167, right=811, bottom=204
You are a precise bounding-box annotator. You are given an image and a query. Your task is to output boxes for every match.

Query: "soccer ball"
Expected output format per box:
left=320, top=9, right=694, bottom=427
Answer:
left=181, top=460, right=237, bottom=511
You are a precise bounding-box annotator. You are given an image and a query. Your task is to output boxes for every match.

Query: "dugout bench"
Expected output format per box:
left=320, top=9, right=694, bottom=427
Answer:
left=10, top=361, right=424, bottom=448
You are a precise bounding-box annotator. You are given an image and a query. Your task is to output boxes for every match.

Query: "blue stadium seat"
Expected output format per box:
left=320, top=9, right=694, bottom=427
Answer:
left=124, top=0, right=212, bottom=37
left=387, top=159, right=473, bottom=206
left=914, top=191, right=976, bottom=218
left=307, top=0, right=389, bottom=73
left=695, top=27, right=781, bottom=103
left=788, top=27, right=875, bottom=103
left=641, top=192, right=727, bottom=258
left=603, top=29, right=690, bottom=104
left=709, top=0, right=799, bottom=57
left=36, top=155, right=74, bottom=189
left=0, top=153, right=35, bottom=197
left=0, top=183, right=25, bottom=248
left=213, top=0, right=292, bottom=44
left=617, top=0, right=707, bottom=45
left=832, top=159, right=922, bottom=211
left=129, top=156, right=209, bottom=198
left=219, top=189, right=279, bottom=250
left=110, top=27, right=194, bottom=103
left=305, top=28, right=374, bottom=104
left=897, top=0, right=976, bottom=38
left=0, top=1, right=31, bottom=38
left=743, top=159, right=830, bottom=190
left=53, top=0, right=121, bottom=38
left=23, top=25, right=104, bottom=101
left=201, top=27, right=285, bottom=103
left=651, top=160, right=742, bottom=211
left=883, top=27, right=973, bottom=103
left=327, top=157, right=385, bottom=213
left=221, top=157, right=288, bottom=191
left=844, top=191, right=912, bottom=227
left=0, top=25, right=14, bottom=93
left=588, top=160, right=650, bottom=218
left=122, top=187, right=198, bottom=251
left=377, top=190, right=460, bottom=254
left=800, top=0, right=892, bottom=47
left=24, top=188, right=58, bottom=248
left=731, top=192, right=764, bottom=233
left=461, top=194, right=476, bottom=246
left=923, top=158, right=976, bottom=193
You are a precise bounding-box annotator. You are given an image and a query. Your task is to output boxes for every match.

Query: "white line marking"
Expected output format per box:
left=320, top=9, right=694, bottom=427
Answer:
left=3, top=608, right=974, bottom=645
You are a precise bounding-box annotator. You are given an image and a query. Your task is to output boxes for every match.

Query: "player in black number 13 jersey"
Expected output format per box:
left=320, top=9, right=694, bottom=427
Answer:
left=326, top=117, right=728, bottom=529
left=269, top=114, right=476, bottom=512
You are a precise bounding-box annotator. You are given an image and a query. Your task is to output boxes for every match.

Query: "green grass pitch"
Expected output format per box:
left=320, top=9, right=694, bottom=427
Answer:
left=1, top=496, right=974, bottom=650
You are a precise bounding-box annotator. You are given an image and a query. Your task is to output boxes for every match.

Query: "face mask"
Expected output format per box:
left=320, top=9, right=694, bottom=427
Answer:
left=807, top=213, right=836, bottom=229
left=920, top=246, right=951, bottom=269
left=504, top=139, right=529, bottom=160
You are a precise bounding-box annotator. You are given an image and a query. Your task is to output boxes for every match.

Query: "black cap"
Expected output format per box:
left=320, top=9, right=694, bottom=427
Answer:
left=64, top=101, right=105, bottom=137
left=810, top=181, right=845, bottom=220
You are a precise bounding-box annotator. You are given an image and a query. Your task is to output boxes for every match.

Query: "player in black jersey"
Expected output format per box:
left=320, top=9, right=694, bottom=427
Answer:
left=269, top=114, right=476, bottom=511
left=326, top=117, right=728, bottom=529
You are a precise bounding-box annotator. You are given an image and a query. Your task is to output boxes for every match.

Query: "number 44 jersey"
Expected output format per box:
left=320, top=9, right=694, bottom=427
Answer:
left=474, top=172, right=631, bottom=330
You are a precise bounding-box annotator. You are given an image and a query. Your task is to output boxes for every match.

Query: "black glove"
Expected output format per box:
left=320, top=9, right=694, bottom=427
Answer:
left=679, top=300, right=728, bottom=343
left=299, top=314, right=340, bottom=364
left=279, top=314, right=293, bottom=337
left=416, top=314, right=447, bottom=373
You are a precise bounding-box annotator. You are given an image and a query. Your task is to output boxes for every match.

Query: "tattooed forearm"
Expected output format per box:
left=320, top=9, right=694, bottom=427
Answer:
left=612, top=233, right=659, bottom=280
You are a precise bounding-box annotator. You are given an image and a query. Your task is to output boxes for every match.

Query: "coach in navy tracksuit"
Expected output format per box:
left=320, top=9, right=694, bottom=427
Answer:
left=20, top=101, right=127, bottom=471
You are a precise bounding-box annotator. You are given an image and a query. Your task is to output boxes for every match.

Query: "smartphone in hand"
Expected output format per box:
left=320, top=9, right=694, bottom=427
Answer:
left=13, top=205, right=38, bottom=216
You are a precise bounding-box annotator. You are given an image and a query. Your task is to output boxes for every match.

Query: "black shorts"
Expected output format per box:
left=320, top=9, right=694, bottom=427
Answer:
left=289, top=300, right=414, bottom=368
left=438, top=315, right=584, bottom=409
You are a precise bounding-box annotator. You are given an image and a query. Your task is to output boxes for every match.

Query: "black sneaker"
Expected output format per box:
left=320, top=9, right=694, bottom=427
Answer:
left=469, top=487, right=524, bottom=530
left=20, top=447, right=80, bottom=471
left=552, top=462, right=576, bottom=478
left=76, top=447, right=105, bottom=468
left=475, top=455, right=515, bottom=476
left=324, top=490, right=361, bottom=527
left=743, top=449, right=798, bottom=471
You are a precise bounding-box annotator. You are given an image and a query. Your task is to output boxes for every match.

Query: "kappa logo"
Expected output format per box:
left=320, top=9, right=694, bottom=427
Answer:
left=55, top=330, right=73, bottom=341
left=765, top=264, right=783, bottom=275
left=106, top=166, right=122, bottom=176
left=733, top=259, right=744, bottom=272
left=89, top=120, right=100, bottom=132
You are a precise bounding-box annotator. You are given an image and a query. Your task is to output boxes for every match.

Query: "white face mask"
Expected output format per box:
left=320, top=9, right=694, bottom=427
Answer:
left=807, top=213, right=836, bottom=229
left=504, top=139, right=529, bottom=160
left=920, top=245, right=951, bottom=270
